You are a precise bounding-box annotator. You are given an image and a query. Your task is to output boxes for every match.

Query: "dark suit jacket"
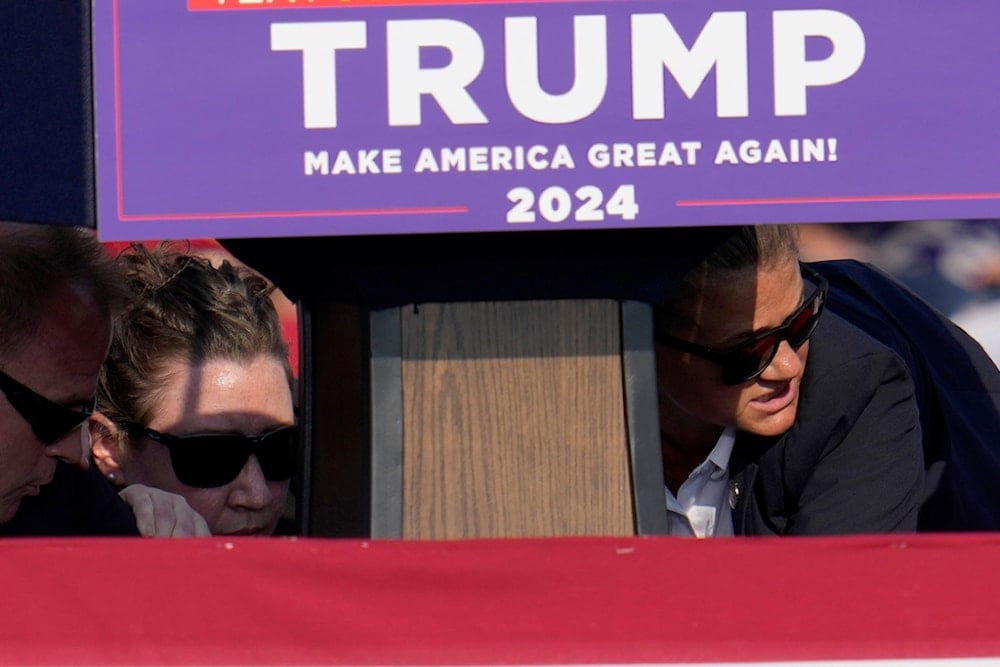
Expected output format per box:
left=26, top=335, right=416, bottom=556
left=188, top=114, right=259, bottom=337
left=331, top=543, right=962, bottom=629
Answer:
left=729, top=310, right=925, bottom=535
left=816, top=259, right=1000, bottom=531
left=0, top=462, right=139, bottom=536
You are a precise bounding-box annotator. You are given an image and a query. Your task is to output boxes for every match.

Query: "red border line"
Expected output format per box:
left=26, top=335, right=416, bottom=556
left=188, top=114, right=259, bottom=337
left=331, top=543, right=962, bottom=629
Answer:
left=677, top=192, right=1000, bottom=207
left=188, top=0, right=600, bottom=11
left=111, top=0, right=467, bottom=224
left=119, top=206, right=469, bottom=221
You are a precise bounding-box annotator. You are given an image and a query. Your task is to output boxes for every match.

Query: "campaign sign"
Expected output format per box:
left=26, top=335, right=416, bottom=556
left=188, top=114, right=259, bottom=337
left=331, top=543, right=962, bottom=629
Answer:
left=92, top=0, right=1000, bottom=240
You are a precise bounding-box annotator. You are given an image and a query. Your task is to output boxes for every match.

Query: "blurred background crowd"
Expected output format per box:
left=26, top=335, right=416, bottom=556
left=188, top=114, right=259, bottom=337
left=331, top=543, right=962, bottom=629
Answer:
left=798, top=220, right=1000, bottom=366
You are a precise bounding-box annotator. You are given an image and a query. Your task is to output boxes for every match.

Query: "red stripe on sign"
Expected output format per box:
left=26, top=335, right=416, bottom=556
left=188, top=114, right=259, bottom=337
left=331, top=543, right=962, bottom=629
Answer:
left=188, top=0, right=587, bottom=10
left=676, top=192, right=1000, bottom=207
left=118, top=206, right=469, bottom=221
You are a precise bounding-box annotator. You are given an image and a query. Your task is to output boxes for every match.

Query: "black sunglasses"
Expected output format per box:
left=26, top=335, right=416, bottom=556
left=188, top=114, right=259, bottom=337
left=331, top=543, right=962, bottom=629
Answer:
left=125, top=422, right=297, bottom=489
left=656, top=264, right=828, bottom=385
left=0, top=368, right=95, bottom=444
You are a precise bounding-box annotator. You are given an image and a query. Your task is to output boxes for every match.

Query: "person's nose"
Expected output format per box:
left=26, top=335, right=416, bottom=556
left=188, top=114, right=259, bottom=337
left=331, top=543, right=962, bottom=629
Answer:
left=229, top=455, right=274, bottom=510
left=759, top=339, right=806, bottom=381
left=43, top=424, right=90, bottom=470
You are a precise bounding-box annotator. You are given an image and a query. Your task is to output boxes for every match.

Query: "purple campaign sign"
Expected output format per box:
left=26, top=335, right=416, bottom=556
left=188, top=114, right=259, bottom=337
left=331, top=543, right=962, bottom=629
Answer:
left=92, top=0, right=1000, bottom=240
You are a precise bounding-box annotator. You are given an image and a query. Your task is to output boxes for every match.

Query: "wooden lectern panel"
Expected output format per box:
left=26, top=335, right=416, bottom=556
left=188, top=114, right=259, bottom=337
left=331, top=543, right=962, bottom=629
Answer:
left=400, top=300, right=633, bottom=539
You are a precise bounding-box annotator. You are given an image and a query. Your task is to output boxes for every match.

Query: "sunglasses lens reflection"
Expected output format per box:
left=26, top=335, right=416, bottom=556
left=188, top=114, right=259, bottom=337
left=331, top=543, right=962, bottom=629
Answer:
left=657, top=265, right=828, bottom=386
left=788, top=305, right=821, bottom=348
left=721, top=296, right=823, bottom=385
left=723, top=337, right=779, bottom=385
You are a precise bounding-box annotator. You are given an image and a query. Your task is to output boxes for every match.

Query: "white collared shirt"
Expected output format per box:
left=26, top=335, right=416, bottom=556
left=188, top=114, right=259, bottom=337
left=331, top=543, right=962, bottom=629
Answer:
left=664, top=427, right=736, bottom=538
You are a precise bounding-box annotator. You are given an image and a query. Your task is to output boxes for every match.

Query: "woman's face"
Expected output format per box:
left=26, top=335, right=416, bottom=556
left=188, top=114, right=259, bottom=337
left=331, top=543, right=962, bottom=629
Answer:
left=656, top=255, right=810, bottom=440
left=122, top=355, right=294, bottom=535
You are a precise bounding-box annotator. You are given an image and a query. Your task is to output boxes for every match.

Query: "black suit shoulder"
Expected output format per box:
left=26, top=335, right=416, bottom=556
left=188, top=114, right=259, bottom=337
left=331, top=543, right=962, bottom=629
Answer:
left=0, top=463, right=139, bottom=537
left=816, top=258, right=1000, bottom=531
left=731, top=311, right=924, bottom=535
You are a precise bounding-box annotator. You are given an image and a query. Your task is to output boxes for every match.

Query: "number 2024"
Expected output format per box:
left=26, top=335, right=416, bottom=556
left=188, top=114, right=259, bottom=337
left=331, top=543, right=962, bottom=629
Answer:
left=506, top=185, right=638, bottom=224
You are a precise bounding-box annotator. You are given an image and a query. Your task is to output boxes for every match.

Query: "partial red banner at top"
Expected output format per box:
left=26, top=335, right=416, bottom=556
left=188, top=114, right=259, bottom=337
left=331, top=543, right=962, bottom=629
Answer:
left=188, top=0, right=546, bottom=10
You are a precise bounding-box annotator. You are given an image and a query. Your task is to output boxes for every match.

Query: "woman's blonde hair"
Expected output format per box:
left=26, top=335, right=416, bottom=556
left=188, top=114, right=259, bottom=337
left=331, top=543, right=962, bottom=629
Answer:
left=98, top=243, right=291, bottom=428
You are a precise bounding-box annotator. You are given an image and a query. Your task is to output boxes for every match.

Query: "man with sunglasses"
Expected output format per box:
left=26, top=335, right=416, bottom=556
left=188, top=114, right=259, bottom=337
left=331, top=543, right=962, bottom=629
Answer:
left=0, top=222, right=208, bottom=536
left=653, top=225, right=924, bottom=536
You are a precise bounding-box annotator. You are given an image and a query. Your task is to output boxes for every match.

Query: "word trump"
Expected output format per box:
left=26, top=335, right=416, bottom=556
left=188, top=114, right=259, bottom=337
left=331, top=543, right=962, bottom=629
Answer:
left=271, top=9, right=865, bottom=129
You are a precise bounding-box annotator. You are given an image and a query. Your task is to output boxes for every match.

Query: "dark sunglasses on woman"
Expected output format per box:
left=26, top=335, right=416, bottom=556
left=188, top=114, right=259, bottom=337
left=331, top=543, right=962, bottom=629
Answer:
left=656, top=264, right=829, bottom=385
left=124, top=422, right=297, bottom=488
left=0, top=368, right=96, bottom=444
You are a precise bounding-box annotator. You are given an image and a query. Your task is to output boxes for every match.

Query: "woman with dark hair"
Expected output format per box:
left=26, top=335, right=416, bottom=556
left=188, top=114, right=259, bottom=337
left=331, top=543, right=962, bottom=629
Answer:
left=653, top=224, right=924, bottom=536
left=89, top=244, right=296, bottom=536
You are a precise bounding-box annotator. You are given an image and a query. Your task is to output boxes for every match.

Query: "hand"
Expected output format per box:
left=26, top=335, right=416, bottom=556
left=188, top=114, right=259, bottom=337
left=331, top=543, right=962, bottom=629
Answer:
left=119, top=484, right=211, bottom=537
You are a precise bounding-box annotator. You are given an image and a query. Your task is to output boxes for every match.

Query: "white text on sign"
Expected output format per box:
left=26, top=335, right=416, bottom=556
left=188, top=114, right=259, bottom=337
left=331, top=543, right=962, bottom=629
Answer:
left=272, top=10, right=865, bottom=129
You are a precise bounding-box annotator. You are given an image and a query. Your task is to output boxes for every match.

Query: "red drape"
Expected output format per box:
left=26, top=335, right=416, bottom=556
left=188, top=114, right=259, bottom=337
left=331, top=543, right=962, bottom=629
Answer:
left=1, top=533, right=998, bottom=665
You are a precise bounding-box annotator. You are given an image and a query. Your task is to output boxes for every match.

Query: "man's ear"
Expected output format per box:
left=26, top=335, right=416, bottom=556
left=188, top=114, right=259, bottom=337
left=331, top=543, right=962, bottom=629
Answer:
left=89, top=412, right=127, bottom=486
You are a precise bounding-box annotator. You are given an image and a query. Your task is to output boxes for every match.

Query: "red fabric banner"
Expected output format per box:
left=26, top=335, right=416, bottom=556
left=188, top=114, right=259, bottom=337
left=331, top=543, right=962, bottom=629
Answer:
left=1, top=533, right=998, bottom=665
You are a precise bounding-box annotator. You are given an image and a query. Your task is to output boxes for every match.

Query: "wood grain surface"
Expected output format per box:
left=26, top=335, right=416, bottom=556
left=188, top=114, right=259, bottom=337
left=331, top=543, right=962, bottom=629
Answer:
left=401, top=300, right=634, bottom=538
